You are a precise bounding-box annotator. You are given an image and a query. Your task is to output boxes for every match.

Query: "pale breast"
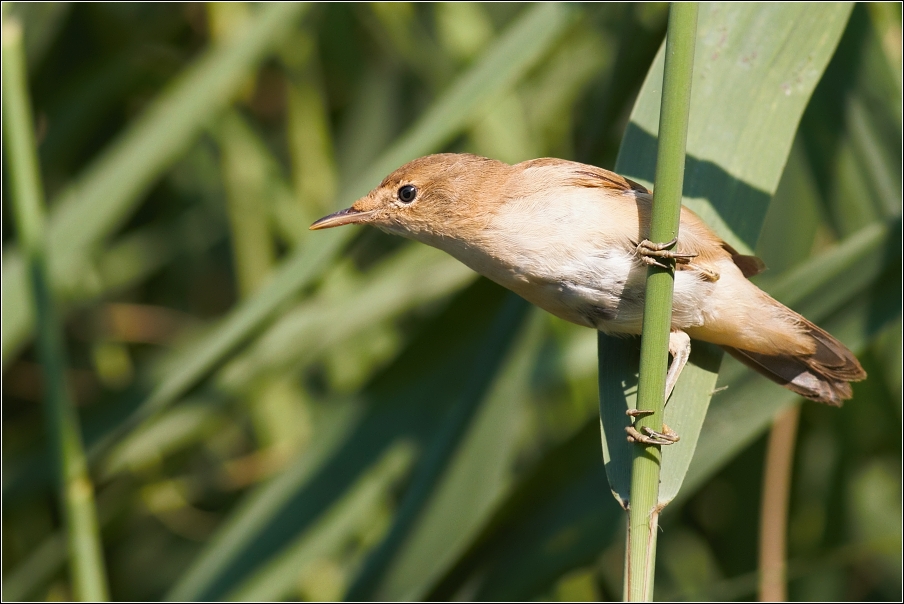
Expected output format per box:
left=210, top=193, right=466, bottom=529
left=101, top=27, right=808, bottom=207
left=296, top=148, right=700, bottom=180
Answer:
left=505, top=247, right=646, bottom=333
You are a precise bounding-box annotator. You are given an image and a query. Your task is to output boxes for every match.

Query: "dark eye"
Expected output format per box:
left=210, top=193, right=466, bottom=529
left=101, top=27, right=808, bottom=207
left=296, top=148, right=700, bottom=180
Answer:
left=398, top=184, right=417, bottom=203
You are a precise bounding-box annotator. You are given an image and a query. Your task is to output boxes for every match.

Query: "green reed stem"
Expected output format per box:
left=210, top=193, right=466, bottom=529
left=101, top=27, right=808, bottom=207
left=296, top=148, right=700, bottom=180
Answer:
left=2, top=18, right=110, bottom=601
left=625, top=3, right=698, bottom=601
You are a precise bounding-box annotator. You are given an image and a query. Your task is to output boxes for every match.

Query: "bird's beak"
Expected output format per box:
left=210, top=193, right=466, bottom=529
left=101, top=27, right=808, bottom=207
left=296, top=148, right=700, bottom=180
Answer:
left=309, top=207, right=376, bottom=230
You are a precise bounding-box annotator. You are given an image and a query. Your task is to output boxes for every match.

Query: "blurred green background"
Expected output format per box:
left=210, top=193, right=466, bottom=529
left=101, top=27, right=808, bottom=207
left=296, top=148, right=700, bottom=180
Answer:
left=2, top=3, right=900, bottom=601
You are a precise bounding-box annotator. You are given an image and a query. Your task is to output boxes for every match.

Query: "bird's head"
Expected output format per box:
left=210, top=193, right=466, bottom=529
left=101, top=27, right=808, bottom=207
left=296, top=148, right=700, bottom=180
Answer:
left=310, top=153, right=510, bottom=243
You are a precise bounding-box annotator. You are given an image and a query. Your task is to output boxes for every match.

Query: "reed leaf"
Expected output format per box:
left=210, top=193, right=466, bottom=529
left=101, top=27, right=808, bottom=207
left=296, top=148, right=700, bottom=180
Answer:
left=600, top=2, right=853, bottom=510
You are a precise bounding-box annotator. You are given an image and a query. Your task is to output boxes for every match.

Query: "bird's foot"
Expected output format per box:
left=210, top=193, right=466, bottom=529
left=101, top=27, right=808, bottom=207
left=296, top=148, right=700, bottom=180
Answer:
left=635, top=237, right=696, bottom=269
left=625, top=422, right=680, bottom=446
left=622, top=331, right=691, bottom=447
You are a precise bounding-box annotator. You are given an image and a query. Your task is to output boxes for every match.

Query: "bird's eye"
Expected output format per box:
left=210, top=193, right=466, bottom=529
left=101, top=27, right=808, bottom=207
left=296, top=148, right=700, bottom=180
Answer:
left=397, top=184, right=417, bottom=203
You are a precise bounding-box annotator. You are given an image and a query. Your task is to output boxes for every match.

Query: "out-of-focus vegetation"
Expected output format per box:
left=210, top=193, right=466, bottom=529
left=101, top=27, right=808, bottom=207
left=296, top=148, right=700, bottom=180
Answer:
left=1, top=3, right=900, bottom=601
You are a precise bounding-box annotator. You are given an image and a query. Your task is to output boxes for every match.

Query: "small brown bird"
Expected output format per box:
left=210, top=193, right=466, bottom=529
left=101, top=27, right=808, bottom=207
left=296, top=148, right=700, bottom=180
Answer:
left=311, top=153, right=865, bottom=412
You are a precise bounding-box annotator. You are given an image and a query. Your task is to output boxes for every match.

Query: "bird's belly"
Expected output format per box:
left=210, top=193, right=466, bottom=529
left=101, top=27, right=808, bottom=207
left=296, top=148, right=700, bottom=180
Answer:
left=436, top=229, right=713, bottom=334
left=480, top=247, right=645, bottom=333
left=478, top=248, right=712, bottom=335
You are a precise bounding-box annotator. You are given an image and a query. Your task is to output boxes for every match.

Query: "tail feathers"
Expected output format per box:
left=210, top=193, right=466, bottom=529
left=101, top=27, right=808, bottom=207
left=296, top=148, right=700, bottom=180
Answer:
left=722, top=318, right=866, bottom=407
left=807, top=327, right=866, bottom=381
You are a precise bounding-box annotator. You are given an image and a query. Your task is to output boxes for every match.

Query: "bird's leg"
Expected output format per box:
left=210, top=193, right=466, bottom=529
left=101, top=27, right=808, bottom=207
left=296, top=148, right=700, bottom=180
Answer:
left=664, top=329, right=691, bottom=401
left=635, top=237, right=697, bottom=269
left=627, top=331, right=690, bottom=411
left=625, top=331, right=691, bottom=446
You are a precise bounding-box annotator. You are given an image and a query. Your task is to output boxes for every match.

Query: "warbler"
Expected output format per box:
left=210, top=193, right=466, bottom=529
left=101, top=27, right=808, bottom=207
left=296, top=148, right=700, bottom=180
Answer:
left=311, top=153, right=865, bottom=433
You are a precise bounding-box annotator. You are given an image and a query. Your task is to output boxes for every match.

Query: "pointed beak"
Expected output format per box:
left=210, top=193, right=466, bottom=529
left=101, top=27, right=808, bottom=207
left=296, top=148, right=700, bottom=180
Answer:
left=309, top=207, right=376, bottom=230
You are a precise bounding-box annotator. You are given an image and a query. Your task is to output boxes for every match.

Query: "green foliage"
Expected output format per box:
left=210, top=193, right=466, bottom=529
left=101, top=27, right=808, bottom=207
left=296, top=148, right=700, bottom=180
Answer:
left=2, top=3, right=900, bottom=601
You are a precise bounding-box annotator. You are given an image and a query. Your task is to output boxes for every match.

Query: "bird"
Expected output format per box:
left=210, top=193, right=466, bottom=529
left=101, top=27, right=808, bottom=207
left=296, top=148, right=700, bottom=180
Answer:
left=310, top=153, right=866, bottom=441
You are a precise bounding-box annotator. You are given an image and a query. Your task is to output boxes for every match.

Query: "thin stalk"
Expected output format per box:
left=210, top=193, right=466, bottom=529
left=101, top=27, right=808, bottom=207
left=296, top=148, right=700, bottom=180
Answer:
left=2, top=19, right=109, bottom=601
left=207, top=3, right=276, bottom=300
left=218, top=111, right=277, bottom=298
left=625, top=3, right=698, bottom=602
left=758, top=404, right=801, bottom=601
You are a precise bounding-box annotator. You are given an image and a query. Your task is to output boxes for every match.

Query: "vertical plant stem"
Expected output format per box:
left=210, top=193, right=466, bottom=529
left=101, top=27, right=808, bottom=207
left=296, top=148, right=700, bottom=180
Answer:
left=2, top=19, right=110, bottom=601
left=206, top=3, right=275, bottom=300
left=625, top=3, right=698, bottom=601
left=218, top=111, right=277, bottom=298
left=758, top=404, right=800, bottom=602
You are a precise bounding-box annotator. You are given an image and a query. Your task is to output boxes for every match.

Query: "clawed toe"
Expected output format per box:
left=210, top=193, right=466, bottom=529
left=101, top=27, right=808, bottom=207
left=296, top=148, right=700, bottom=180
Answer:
left=626, top=408, right=654, bottom=418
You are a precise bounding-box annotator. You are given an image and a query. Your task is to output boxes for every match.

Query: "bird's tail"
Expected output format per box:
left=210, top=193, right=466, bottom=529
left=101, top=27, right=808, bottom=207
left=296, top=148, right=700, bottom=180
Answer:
left=721, top=315, right=866, bottom=407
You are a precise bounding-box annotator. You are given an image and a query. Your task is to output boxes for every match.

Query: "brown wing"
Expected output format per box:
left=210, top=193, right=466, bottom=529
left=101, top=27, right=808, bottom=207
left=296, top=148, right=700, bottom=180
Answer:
left=556, top=160, right=768, bottom=279
left=567, top=167, right=650, bottom=195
